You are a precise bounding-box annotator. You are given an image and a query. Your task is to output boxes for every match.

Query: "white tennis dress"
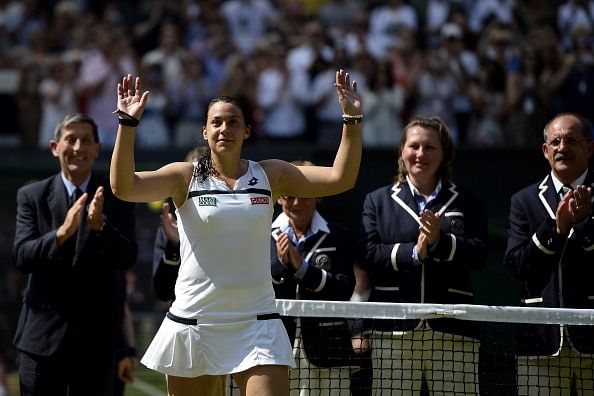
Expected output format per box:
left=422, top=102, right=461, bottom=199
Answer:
left=141, top=160, right=295, bottom=377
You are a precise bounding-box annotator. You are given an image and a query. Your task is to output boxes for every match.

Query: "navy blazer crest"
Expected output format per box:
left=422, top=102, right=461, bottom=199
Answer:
left=504, top=170, right=594, bottom=355
left=358, top=181, right=488, bottom=337
left=270, top=220, right=359, bottom=367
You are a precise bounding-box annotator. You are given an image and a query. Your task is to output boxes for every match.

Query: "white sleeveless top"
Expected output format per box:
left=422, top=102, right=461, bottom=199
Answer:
left=169, top=160, right=278, bottom=322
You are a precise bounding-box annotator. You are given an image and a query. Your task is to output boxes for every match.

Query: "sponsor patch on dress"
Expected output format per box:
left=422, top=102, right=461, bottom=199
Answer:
left=198, top=196, right=217, bottom=206
left=251, top=197, right=269, bottom=205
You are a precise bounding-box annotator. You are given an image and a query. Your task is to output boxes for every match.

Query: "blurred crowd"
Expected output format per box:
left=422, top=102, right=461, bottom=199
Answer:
left=1, top=0, right=593, bottom=150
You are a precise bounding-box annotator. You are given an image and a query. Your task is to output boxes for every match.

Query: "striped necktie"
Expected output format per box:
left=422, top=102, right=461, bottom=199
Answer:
left=560, top=184, right=573, bottom=198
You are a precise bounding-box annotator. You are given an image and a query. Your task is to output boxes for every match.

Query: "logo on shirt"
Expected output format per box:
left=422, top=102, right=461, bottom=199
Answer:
left=248, top=177, right=259, bottom=186
left=199, top=196, right=217, bottom=206
left=251, top=197, right=269, bottom=205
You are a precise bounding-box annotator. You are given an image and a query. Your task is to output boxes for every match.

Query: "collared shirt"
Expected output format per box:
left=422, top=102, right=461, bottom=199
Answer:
left=60, top=173, right=91, bottom=198
left=550, top=170, right=588, bottom=197
left=406, top=176, right=442, bottom=212
left=271, top=210, right=330, bottom=278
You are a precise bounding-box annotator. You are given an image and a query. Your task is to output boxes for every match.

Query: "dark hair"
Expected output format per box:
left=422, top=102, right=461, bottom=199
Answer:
left=195, top=96, right=253, bottom=182
left=395, top=116, right=454, bottom=185
left=54, top=113, right=99, bottom=142
left=542, top=113, right=593, bottom=142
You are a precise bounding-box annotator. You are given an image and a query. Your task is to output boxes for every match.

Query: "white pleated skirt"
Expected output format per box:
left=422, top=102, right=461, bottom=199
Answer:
left=141, top=314, right=296, bottom=378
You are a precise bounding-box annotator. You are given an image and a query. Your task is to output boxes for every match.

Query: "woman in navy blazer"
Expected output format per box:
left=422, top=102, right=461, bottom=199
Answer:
left=358, top=116, right=488, bottom=395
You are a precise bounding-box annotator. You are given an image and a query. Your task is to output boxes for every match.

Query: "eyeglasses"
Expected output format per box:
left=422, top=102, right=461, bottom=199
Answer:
left=546, top=137, right=584, bottom=148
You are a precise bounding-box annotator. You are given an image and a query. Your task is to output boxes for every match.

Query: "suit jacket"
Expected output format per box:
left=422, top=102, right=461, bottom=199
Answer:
left=504, top=170, right=594, bottom=355
left=358, top=181, right=488, bottom=338
left=13, top=173, right=137, bottom=357
left=270, top=217, right=359, bottom=367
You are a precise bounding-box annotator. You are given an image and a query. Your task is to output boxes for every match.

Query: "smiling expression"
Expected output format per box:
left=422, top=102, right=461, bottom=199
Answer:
left=50, top=122, right=101, bottom=184
left=202, top=101, right=251, bottom=155
left=542, top=114, right=593, bottom=183
left=401, top=126, right=444, bottom=188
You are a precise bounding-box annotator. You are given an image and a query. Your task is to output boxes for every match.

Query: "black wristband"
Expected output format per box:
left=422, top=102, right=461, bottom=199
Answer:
left=342, top=114, right=363, bottom=125
left=118, top=117, right=139, bottom=127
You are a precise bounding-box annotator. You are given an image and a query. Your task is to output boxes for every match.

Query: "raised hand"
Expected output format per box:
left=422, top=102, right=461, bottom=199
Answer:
left=334, top=69, right=362, bottom=117
left=115, top=74, right=150, bottom=120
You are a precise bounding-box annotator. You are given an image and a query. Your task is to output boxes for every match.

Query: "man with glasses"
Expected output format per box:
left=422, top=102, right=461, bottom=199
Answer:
left=504, top=113, right=594, bottom=395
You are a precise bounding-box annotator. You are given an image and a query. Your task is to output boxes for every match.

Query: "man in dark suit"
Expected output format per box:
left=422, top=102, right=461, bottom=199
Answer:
left=13, top=113, right=138, bottom=396
left=504, top=112, right=594, bottom=395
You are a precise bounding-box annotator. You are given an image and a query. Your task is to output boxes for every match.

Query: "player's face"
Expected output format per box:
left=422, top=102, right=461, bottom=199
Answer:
left=50, top=123, right=100, bottom=183
left=203, top=102, right=250, bottom=155
left=401, top=126, right=443, bottom=187
left=542, top=115, right=593, bottom=183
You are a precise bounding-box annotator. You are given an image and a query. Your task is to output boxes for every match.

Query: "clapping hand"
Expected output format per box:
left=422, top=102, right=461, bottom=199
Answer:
left=87, top=186, right=106, bottom=232
left=556, top=185, right=592, bottom=235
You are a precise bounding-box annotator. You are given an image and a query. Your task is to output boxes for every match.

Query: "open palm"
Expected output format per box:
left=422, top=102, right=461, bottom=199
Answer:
left=116, top=74, right=150, bottom=120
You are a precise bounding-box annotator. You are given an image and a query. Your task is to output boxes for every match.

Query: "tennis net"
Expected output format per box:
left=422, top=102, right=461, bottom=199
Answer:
left=226, top=299, right=594, bottom=395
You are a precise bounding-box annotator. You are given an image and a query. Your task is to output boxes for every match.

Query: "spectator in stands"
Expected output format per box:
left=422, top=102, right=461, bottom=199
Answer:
left=110, top=70, right=362, bottom=396
left=13, top=112, right=138, bottom=395
left=141, top=21, right=186, bottom=99
left=557, top=0, right=594, bottom=51
left=256, top=37, right=309, bottom=142
left=504, top=113, right=594, bottom=396
left=219, top=0, right=279, bottom=55
left=366, top=0, right=418, bottom=61
left=270, top=160, right=372, bottom=396
left=504, top=44, right=550, bottom=148
left=360, top=59, right=405, bottom=148
left=76, top=27, right=137, bottom=148
left=170, top=52, right=218, bottom=149
left=37, top=55, right=79, bottom=149
left=358, top=116, right=488, bottom=395
left=553, top=26, right=594, bottom=125
left=439, top=22, right=481, bottom=145
left=134, top=62, right=170, bottom=149
left=411, top=48, right=459, bottom=142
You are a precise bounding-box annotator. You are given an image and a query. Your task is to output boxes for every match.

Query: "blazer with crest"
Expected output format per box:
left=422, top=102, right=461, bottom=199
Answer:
left=358, top=181, right=488, bottom=337
left=504, top=170, right=594, bottom=356
left=270, top=219, right=361, bottom=368
left=13, top=173, right=137, bottom=358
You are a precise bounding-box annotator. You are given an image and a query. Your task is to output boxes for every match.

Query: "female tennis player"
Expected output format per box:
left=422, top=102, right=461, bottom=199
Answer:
left=109, top=70, right=362, bottom=396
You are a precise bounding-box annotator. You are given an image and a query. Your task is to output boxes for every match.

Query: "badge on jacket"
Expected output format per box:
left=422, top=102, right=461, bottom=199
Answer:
left=450, top=218, right=464, bottom=235
left=315, top=254, right=331, bottom=270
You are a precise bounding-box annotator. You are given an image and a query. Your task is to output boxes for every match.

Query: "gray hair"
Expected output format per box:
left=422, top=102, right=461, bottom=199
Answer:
left=54, top=113, right=99, bottom=142
left=542, top=113, right=592, bottom=142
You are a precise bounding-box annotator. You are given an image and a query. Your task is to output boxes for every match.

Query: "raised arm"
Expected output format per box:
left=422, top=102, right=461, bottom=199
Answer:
left=263, top=69, right=362, bottom=198
left=110, top=75, right=190, bottom=203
